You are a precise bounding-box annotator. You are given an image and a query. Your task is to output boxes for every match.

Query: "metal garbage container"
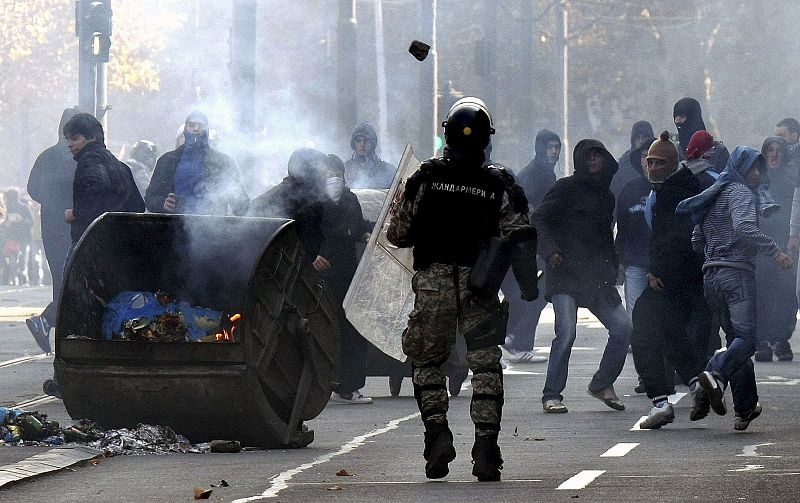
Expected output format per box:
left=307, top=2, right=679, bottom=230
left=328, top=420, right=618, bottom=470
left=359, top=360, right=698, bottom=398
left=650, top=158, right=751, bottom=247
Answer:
left=54, top=213, right=340, bottom=448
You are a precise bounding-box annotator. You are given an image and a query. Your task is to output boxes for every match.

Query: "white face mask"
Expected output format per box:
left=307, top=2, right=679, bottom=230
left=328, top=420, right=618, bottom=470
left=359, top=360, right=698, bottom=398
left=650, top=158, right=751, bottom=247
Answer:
left=325, top=176, right=344, bottom=202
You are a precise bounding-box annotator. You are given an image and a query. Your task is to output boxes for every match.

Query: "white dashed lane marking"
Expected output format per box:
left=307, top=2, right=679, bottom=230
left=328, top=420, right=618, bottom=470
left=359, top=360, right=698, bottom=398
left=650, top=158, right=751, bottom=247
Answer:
left=556, top=470, right=606, bottom=490
left=600, top=443, right=639, bottom=457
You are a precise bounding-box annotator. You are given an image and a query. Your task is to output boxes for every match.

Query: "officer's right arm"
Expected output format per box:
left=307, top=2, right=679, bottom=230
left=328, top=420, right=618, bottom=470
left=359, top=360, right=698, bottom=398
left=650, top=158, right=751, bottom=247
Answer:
left=387, top=171, right=424, bottom=247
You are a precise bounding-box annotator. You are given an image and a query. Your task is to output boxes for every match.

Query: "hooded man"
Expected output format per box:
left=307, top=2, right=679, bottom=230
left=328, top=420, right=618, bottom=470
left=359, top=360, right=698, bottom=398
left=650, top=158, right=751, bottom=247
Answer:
left=25, top=108, right=80, bottom=353
left=316, top=154, right=375, bottom=404
left=145, top=111, right=249, bottom=216
left=500, top=129, right=561, bottom=364
left=630, top=131, right=713, bottom=429
left=248, top=147, right=329, bottom=261
left=673, top=98, right=707, bottom=161
left=611, top=120, right=654, bottom=196
left=533, top=139, right=631, bottom=413
left=615, top=136, right=655, bottom=319
left=754, top=137, right=798, bottom=362
left=678, top=146, right=793, bottom=431
left=344, top=122, right=396, bottom=189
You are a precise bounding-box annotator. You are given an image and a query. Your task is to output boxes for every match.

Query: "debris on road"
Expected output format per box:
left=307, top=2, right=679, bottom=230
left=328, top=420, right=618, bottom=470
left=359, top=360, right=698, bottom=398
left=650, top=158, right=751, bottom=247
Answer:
left=210, top=480, right=229, bottom=487
left=408, top=40, right=430, bottom=61
left=209, top=439, right=242, bottom=453
left=0, top=406, right=223, bottom=456
left=193, top=487, right=213, bottom=499
left=327, top=485, right=343, bottom=491
left=336, top=469, right=353, bottom=476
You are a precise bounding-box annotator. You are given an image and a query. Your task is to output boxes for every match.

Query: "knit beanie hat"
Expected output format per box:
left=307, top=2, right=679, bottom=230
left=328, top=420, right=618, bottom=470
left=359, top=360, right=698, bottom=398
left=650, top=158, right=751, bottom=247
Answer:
left=686, top=130, right=714, bottom=160
left=646, top=131, right=679, bottom=182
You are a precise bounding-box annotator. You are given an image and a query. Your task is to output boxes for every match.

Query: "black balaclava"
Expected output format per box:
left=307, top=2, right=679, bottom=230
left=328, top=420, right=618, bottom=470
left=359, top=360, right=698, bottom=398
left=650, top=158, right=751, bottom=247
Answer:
left=673, top=98, right=706, bottom=158
left=629, top=121, right=654, bottom=150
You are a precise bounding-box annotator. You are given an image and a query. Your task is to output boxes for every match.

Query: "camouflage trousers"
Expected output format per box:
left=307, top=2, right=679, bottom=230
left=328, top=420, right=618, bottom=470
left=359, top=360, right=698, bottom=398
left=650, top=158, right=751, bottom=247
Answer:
left=403, top=263, right=505, bottom=436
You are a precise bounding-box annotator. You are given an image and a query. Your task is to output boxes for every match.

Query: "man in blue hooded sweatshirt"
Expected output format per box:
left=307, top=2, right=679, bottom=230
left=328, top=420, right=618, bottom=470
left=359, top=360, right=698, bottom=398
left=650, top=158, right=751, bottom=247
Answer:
left=678, top=146, right=793, bottom=431
left=145, top=111, right=249, bottom=216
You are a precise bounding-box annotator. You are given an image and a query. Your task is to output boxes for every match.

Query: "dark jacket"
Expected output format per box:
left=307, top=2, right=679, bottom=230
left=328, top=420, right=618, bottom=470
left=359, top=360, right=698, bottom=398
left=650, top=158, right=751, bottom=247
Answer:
left=514, top=129, right=560, bottom=211
left=612, top=120, right=654, bottom=196
left=649, top=167, right=704, bottom=292
left=27, top=109, right=77, bottom=252
left=72, top=141, right=145, bottom=242
left=533, top=139, right=620, bottom=306
left=615, top=139, right=654, bottom=269
left=248, top=177, right=325, bottom=262
left=761, top=137, right=797, bottom=245
left=145, top=145, right=249, bottom=216
left=318, top=189, right=370, bottom=301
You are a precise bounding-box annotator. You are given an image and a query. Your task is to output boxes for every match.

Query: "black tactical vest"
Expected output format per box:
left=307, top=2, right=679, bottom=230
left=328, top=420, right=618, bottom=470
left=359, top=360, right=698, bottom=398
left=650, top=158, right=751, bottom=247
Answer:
left=409, top=158, right=507, bottom=270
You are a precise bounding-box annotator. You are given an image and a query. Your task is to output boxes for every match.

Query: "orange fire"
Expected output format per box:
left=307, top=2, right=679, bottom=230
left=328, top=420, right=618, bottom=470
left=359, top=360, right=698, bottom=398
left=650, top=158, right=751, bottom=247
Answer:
left=213, top=313, right=241, bottom=342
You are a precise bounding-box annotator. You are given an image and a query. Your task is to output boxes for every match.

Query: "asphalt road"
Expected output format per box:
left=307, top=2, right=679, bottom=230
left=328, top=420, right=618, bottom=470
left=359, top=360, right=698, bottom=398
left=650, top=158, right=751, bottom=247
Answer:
left=1, top=284, right=799, bottom=502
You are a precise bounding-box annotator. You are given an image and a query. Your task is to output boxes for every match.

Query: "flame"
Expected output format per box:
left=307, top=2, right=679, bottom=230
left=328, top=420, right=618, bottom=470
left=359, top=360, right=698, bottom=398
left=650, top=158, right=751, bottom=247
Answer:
left=212, top=313, right=241, bottom=343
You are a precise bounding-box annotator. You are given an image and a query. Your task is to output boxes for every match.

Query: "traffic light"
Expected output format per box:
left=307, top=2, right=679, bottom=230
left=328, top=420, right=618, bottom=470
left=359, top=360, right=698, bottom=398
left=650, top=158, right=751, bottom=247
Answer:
left=76, top=0, right=112, bottom=62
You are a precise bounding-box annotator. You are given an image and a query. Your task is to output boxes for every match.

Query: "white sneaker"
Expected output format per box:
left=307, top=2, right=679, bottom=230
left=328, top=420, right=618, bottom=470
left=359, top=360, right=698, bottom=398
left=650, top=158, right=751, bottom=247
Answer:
left=330, top=390, right=373, bottom=404
left=505, top=350, right=547, bottom=364
left=640, top=402, right=675, bottom=429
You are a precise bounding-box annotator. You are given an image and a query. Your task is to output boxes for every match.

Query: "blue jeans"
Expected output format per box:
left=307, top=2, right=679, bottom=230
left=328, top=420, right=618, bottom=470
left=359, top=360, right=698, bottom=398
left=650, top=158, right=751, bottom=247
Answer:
left=542, top=293, right=632, bottom=402
left=703, top=267, right=759, bottom=414
left=624, top=266, right=649, bottom=319
left=501, top=261, right=548, bottom=352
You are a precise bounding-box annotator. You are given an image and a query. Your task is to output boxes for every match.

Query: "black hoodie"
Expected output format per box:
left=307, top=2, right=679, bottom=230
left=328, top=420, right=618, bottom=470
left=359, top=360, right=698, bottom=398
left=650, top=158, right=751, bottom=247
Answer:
left=27, top=108, right=79, bottom=250
left=673, top=98, right=706, bottom=161
left=612, top=121, right=654, bottom=196
left=514, top=129, right=561, bottom=210
left=533, top=139, right=620, bottom=306
left=615, top=137, right=655, bottom=269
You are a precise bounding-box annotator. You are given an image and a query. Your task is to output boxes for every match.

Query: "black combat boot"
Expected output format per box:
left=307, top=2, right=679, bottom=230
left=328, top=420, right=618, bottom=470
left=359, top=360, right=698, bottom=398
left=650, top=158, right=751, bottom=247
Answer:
left=423, top=425, right=456, bottom=479
left=471, top=433, right=503, bottom=481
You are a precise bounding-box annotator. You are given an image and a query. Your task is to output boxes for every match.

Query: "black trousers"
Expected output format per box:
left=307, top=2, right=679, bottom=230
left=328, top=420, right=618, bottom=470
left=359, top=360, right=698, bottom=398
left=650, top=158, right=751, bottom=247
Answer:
left=335, top=309, right=369, bottom=395
left=631, top=286, right=710, bottom=400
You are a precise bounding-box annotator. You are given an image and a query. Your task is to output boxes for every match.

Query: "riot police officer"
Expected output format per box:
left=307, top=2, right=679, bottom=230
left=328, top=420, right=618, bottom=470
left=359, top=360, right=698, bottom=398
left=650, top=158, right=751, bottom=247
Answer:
left=387, top=97, right=538, bottom=481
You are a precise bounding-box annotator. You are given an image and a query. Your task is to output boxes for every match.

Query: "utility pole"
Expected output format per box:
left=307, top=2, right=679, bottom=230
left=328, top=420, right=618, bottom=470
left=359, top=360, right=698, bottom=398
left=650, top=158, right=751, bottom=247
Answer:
left=76, top=0, right=112, bottom=130
left=561, top=1, right=570, bottom=175
left=230, top=0, right=257, bottom=177
left=417, top=0, right=434, bottom=158
left=336, top=0, right=358, bottom=144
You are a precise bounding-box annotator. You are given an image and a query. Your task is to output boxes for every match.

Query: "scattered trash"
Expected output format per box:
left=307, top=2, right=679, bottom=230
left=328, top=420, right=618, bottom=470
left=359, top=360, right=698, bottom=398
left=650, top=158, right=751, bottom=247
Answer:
left=327, top=485, right=343, bottom=491
left=0, top=407, right=220, bottom=456
left=210, top=480, right=229, bottom=487
left=210, top=440, right=242, bottom=453
left=193, top=487, right=213, bottom=499
left=336, top=469, right=353, bottom=477
left=408, top=40, right=430, bottom=61
left=513, top=426, right=518, bottom=437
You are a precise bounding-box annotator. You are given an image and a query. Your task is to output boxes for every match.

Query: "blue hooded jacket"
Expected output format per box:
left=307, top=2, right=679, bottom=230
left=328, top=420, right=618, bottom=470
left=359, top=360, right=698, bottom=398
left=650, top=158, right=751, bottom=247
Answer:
left=676, top=146, right=769, bottom=224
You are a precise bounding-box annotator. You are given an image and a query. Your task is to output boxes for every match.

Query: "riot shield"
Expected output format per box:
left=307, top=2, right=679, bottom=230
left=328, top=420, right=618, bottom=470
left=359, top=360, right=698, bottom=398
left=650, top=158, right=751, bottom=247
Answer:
left=343, top=145, right=420, bottom=362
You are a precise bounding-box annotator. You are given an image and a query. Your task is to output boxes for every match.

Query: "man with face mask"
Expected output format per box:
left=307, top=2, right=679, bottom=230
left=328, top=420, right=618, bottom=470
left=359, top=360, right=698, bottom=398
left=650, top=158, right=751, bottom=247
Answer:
left=317, top=154, right=373, bottom=404
left=612, top=120, right=654, bottom=196
left=673, top=98, right=707, bottom=161
left=145, top=111, right=249, bottom=216
left=630, top=132, right=712, bottom=429
left=754, top=137, right=798, bottom=362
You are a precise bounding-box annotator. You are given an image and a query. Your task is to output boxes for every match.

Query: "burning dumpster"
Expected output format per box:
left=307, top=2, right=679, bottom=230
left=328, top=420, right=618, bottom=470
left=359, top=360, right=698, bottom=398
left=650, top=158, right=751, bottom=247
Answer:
left=54, top=213, right=340, bottom=448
